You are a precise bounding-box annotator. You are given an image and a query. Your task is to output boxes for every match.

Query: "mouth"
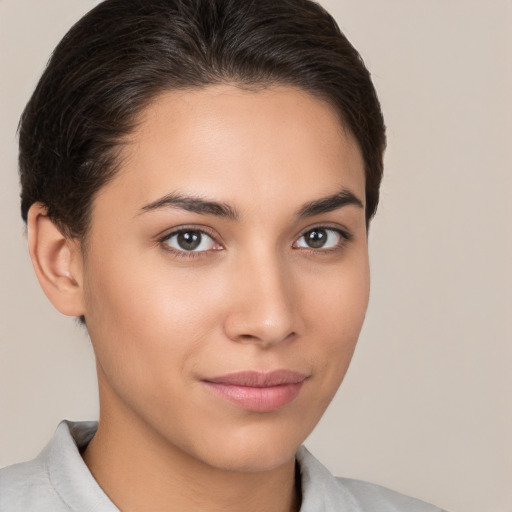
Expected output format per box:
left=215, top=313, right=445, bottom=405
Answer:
left=202, top=370, right=308, bottom=412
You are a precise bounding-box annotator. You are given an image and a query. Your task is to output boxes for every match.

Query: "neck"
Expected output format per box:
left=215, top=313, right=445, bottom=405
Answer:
left=82, top=389, right=300, bottom=512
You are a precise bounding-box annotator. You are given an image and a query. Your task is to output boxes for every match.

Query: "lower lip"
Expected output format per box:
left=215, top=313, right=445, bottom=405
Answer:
left=203, top=381, right=305, bottom=412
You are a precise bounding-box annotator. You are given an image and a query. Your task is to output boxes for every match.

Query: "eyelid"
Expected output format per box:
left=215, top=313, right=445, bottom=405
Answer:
left=157, top=225, right=224, bottom=256
left=295, top=223, right=353, bottom=241
left=157, top=224, right=221, bottom=242
left=293, top=224, right=353, bottom=251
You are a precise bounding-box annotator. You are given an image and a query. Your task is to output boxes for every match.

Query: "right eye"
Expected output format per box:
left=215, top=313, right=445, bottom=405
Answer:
left=161, top=229, right=221, bottom=253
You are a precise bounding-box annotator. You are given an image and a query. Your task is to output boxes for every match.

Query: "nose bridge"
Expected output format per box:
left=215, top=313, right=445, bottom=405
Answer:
left=224, top=247, right=297, bottom=346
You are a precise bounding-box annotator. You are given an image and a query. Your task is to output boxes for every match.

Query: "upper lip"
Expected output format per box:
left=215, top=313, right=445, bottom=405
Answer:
left=204, top=370, right=308, bottom=387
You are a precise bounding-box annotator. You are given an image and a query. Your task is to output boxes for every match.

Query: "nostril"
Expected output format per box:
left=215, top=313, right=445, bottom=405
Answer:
left=230, top=329, right=297, bottom=347
left=238, top=334, right=258, bottom=342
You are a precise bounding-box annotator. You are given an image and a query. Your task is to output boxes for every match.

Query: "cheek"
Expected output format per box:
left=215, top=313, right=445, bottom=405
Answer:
left=81, top=250, right=223, bottom=388
left=304, top=245, right=369, bottom=335
left=301, top=249, right=370, bottom=384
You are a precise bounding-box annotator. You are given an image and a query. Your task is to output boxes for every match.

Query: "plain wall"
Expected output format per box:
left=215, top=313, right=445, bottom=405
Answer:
left=1, top=1, right=511, bottom=512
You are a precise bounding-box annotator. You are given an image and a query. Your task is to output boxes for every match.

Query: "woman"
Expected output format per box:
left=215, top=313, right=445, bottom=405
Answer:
left=0, top=0, right=447, bottom=510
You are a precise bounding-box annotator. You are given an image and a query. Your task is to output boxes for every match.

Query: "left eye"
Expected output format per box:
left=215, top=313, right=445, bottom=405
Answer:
left=162, top=229, right=219, bottom=252
left=294, top=228, right=343, bottom=250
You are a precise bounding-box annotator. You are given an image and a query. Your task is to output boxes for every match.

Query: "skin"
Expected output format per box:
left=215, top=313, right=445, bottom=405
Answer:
left=28, top=85, right=369, bottom=512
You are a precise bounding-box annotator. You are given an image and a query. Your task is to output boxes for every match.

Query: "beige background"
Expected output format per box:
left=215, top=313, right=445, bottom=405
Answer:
left=1, top=1, right=511, bottom=511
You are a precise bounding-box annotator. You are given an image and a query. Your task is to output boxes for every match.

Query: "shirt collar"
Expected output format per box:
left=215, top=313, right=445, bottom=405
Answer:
left=44, top=420, right=348, bottom=512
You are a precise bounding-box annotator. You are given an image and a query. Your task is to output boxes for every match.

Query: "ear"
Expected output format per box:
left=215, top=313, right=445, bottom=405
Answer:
left=27, top=203, right=85, bottom=317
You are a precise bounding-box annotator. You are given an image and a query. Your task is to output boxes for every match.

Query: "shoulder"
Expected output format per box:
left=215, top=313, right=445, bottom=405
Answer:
left=0, top=420, right=116, bottom=512
left=0, top=452, right=69, bottom=512
left=297, top=446, right=449, bottom=512
left=331, top=476, right=447, bottom=512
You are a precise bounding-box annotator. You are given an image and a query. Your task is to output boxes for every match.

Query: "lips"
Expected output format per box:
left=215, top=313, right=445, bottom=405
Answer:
left=202, top=370, right=307, bottom=412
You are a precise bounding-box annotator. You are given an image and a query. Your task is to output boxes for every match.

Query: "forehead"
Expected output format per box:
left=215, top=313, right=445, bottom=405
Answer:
left=93, top=84, right=365, bottom=221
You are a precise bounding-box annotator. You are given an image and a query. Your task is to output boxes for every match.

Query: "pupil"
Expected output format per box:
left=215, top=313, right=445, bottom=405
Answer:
left=177, top=231, right=201, bottom=250
left=306, top=229, right=327, bottom=248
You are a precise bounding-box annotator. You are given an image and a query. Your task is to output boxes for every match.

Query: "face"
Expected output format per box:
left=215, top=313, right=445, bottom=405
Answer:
left=80, top=85, right=369, bottom=472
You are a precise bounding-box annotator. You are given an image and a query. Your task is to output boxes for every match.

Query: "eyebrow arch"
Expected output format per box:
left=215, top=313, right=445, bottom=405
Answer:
left=297, top=188, right=364, bottom=218
left=140, top=188, right=362, bottom=221
left=140, top=193, right=238, bottom=220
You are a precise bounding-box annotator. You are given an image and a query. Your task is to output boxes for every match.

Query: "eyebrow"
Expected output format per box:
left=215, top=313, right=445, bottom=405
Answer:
left=296, top=189, right=363, bottom=218
left=140, top=193, right=238, bottom=220
left=139, top=187, right=363, bottom=220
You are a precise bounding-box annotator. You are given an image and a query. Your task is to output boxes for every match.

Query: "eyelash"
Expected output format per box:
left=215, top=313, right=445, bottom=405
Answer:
left=294, top=226, right=352, bottom=255
left=157, top=225, right=352, bottom=259
left=157, top=226, right=220, bottom=260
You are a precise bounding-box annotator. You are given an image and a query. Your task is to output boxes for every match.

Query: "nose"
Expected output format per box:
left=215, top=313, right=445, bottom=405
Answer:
left=223, top=252, right=299, bottom=348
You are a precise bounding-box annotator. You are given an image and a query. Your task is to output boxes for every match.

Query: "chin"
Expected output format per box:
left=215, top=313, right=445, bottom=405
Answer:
left=190, top=421, right=306, bottom=473
left=204, top=445, right=298, bottom=473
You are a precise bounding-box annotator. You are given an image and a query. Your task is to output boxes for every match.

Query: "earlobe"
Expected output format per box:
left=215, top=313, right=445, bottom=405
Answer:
left=27, top=203, right=85, bottom=317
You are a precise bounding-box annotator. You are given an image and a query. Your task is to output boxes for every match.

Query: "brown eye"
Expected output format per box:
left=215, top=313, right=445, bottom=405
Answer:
left=163, top=229, right=218, bottom=252
left=293, top=228, right=344, bottom=250
left=177, top=231, right=201, bottom=250
left=304, top=229, right=328, bottom=248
